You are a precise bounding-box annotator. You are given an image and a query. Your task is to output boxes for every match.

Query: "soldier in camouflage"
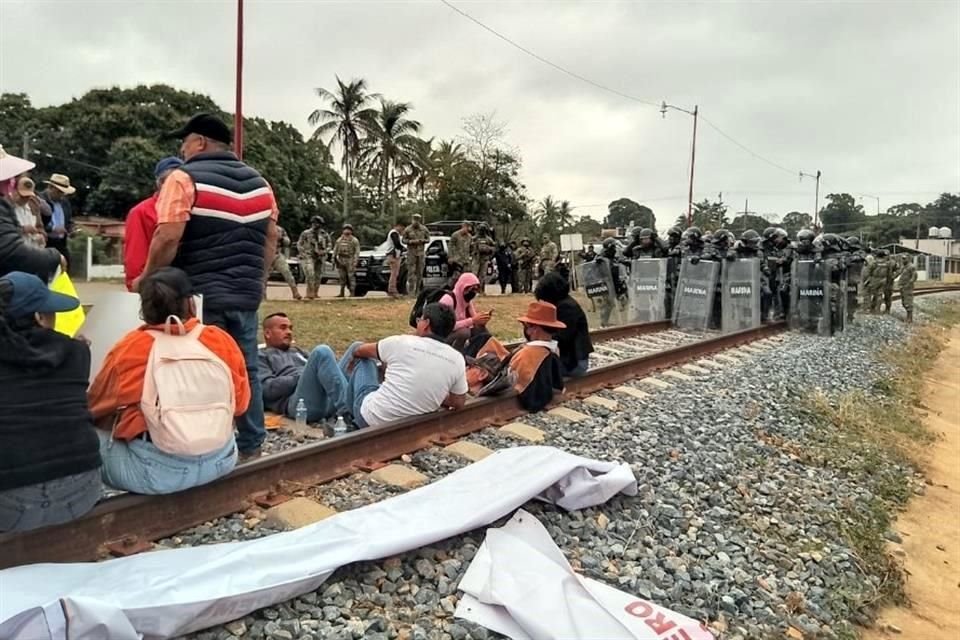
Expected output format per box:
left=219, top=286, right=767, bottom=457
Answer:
left=862, top=248, right=892, bottom=313
left=297, top=216, right=329, bottom=299
left=474, top=222, right=497, bottom=293
left=735, top=229, right=770, bottom=321
left=539, top=233, right=559, bottom=275
left=843, top=236, right=867, bottom=322
left=265, top=225, right=302, bottom=301
left=402, top=213, right=431, bottom=296
left=882, top=252, right=896, bottom=313
left=769, top=228, right=793, bottom=320
left=516, top=238, right=535, bottom=293
left=448, top=221, right=473, bottom=279
left=333, top=223, right=361, bottom=297
left=896, top=254, right=917, bottom=322
left=817, top=233, right=848, bottom=331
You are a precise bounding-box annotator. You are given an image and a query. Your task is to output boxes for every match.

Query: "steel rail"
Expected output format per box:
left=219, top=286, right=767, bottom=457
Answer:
left=2, top=286, right=957, bottom=568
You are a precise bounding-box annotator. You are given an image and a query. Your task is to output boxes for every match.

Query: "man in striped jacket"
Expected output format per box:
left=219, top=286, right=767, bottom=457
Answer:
left=135, top=113, right=279, bottom=460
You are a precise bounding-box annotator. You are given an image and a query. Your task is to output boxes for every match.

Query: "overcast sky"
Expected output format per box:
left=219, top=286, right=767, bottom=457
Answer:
left=1, top=0, right=958, bottom=227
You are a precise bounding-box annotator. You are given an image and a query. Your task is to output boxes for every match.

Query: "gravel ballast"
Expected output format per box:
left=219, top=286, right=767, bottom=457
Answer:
left=175, top=294, right=957, bottom=640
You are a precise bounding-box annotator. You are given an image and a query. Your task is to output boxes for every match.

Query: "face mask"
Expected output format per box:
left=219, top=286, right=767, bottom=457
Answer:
left=464, top=290, right=477, bottom=302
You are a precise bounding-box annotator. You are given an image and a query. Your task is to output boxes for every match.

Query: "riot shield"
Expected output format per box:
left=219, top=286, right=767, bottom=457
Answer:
left=627, top=259, right=668, bottom=323
left=578, top=259, right=623, bottom=328
left=721, top=259, right=761, bottom=333
left=672, top=259, right=720, bottom=331
left=789, top=260, right=831, bottom=335
left=845, top=261, right=862, bottom=321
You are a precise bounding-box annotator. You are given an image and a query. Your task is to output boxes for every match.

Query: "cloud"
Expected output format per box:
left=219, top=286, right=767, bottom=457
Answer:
left=1, top=0, right=957, bottom=225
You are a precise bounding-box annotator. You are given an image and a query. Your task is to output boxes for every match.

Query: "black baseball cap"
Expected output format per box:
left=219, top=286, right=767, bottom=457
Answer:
left=165, top=113, right=232, bottom=145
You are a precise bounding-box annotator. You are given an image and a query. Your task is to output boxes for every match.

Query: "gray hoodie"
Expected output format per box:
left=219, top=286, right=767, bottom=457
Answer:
left=257, top=345, right=309, bottom=414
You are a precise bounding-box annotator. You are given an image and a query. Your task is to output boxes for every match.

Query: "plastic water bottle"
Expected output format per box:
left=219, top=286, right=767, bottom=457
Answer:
left=295, top=399, right=308, bottom=426
left=334, top=416, right=348, bottom=436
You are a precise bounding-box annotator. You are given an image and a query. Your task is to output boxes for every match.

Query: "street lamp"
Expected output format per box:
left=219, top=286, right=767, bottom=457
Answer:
left=859, top=194, right=880, bottom=216
left=660, top=101, right=699, bottom=227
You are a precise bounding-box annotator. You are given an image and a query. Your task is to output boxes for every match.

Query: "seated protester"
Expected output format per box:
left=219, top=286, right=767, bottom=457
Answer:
left=344, top=303, right=468, bottom=428
left=535, top=271, right=594, bottom=376
left=468, top=301, right=565, bottom=412
left=439, top=272, right=491, bottom=351
left=88, top=267, right=250, bottom=495
left=0, top=272, right=101, bottom=532
left=258, top=312, right=347, bottom=423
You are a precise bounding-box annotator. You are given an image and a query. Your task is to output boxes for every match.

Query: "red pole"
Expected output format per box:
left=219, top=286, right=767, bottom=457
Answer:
left=686, top=105, right=698, bottom=227
left=234, top=0, right=244, bottom=160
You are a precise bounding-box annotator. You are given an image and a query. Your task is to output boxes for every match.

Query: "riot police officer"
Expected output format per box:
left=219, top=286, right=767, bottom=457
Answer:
left=844, top=236, right=867, bottom=322
left=817, top=233, right=847, bottom=332
left=736, top=229, right=771, bottom=322
left=593, top=238, right=629, bottom=326
left=630, top=228, right=668, bottom=258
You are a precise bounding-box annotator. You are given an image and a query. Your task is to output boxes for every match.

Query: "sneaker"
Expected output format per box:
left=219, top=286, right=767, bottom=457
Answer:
left=238, top=447, right=262, bottom=463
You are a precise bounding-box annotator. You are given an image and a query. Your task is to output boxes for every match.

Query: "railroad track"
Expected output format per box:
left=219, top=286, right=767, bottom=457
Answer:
left=2, top=285, right=957, bottom=569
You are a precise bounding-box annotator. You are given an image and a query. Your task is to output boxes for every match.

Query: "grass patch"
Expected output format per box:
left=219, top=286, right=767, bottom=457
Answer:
left=259, top=293, right=547, bottom=353
left=796, top=301, right=959, bottom=621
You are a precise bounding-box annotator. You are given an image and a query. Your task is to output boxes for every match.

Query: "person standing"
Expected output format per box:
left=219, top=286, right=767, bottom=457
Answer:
left=265, top=225, right=301, bottom=300
left=40, top=173, right=76, bottom=268
left=135, top=113, right=279, bottom=461
left=474, top=223, right=496, bottom=293
left=494, top=242, right=514, bottom=294
left=515, top=238, right=535, bottom=293
left=7, top=176, right=48, bottom=248
left=882, top=252, right=896, bottom=314
left=449, top=221, right=473, bottom=278
left=896, top=254, right=917, bottom=322
left=124, top=157, right=184, bottom=292
left=385, top=221, right=405, bottom=297
left=402, top=213, right=430, bottom=296
left=297, top=216, right=328, bottom=300
left=539, top=233, right=559, bottom=275
left=333, top=223, right=360, bottom=297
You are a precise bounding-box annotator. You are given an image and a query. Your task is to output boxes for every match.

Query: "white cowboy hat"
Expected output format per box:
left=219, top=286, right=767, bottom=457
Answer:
left=0, top=146, right=36, bottom=182
left=45, top=173, right=77, bottom=195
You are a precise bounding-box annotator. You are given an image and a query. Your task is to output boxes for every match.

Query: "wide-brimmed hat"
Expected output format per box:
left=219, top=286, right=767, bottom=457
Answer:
left=16, top=176, right=36, bottom=198
left=0, top=146, right=36, bottom=182
left=45, top=173, right=76, bottom=195
left=1, top=271, right=79, bottom=318
left=517, top=301, right=566, bottom=329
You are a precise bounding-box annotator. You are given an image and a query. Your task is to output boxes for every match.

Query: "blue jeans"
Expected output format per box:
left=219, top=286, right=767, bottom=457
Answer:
left=205, top=309, right=265, bottom=454
left=0, top=469, right=101, bottom=533
left=564, top=358, right=590, bottom=378
left=284, top=345, right=348, bottom=422
left=340, top=341, right=381, bottom=428
left=97, top=431, right=237, bottom=495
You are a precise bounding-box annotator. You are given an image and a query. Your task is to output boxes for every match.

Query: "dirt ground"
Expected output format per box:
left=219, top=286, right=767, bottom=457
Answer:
left=865, top=326, right=960, bottom=638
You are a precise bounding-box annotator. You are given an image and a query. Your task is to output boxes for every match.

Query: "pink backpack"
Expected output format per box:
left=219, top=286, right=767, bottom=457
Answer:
left=140, top=316, right=235, bottom=455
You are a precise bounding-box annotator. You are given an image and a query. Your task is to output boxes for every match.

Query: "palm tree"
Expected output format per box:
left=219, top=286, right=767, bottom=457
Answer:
left=536, top=195, right=560, bottom=231
left=308, top=77, right=379, bottom=217
left=359, top=99, right=422, bottom=217
left=399, top=136, right=435, bottom=202
left=558, top=200, right=575, bottom=231
left=432, top=140, right=466, bottom=186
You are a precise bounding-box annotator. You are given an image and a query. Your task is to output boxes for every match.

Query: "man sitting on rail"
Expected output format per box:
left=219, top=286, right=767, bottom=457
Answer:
left=88, top=268, right=249, bottom=494
left=258, top=312, right=348, bottom=424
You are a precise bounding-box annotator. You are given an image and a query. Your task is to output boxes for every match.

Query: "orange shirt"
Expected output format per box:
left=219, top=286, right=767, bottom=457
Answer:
left=156, top=170, right=280, bottom=224
left=88, top=318, right=251, bottom=440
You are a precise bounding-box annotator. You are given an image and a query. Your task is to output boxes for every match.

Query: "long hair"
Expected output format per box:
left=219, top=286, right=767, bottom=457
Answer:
left=0, top=278, right=39, bottom=361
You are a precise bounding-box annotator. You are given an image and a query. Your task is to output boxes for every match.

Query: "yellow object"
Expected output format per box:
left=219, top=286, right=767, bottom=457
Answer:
left=50, top=272, right=85, bottom=337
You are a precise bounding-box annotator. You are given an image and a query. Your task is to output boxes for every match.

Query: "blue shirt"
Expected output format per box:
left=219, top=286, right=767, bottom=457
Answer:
left=50, top=202, right=65, bottom=237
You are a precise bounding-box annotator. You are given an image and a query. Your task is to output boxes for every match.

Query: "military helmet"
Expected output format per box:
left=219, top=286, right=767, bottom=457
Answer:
left=638, top=227, right=654, bottom=240
left=311, top=215, right=324, bottom=225
left=772, top=227, right=788, bottom=240
left=521, top=237, right=531, bottom=245
left=740, top=229, right=761, bottom=247
left=541, top=233, right=550, bottom=241
left=601, top=237, right=618, bottom=256
left=702, top=231, right=714, bottom=244
left=630, top=226, right=642, bottom=239
left=820, top=233, right=842, bottom=248
left=667, top=226, right=683, bottom=238
left=797, top=229, right=816, bottom=243
left=713, top=229, right=735, bottom=245
left=681, top=226, right=702, bottom=242
left=342, top=223, right=353, bottom=231
left=478, top=222, right=490, bottom=233
left=845, top=236, right=862, bottom=248
left=762, top=226, right=776, bottom=240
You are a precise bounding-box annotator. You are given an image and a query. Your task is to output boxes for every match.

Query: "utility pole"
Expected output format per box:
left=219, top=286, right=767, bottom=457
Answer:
left=21, top=132, right=30, bottom=159
left=234, top=0, right=245, bottom=160
left=661, top=101, right=699, bottom=227
left=860, top=194, right=880, bottom=216
left=799, top=170, right=821, bottom=229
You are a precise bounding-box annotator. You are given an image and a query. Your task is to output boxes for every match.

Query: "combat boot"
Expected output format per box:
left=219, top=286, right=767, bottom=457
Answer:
left=906, top=309, right=913, bottom=323
left=337, top=284, right=346, bottom=298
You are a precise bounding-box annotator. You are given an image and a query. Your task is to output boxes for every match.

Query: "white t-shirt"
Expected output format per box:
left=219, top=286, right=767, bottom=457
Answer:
left=360, top=335, right=468, bottom=427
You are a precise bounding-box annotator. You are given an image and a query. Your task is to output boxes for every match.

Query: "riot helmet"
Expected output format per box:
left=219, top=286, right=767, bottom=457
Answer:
left=740, top=229, right=761, bottom=249
left=713, top=229, right=735, bottom=246
left=846, top=236, right=862, bottom=249
left=762, top=227, right=776, bottom=241
left=682, top=226, right=703, bottom=243
left=601, top=237, right=618, bottom=258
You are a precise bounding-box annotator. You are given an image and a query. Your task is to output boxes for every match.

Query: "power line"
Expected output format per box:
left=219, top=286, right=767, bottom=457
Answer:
left=698, top=116, right=797, bottom=177
left=439, top=0, right=660, bottom=109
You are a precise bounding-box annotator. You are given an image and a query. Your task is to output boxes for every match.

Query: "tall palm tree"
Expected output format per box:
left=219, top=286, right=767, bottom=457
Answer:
left=432, top=140, right=466, bottom=185
left=359, top=99, right=422, bottom=217
left=308, top=77, right=379, bottom=217
left=399, top=136, right=435, bottom=202
left=536, top=195, right=560, bottom=230
left=558, top=200, right=575, bottom=231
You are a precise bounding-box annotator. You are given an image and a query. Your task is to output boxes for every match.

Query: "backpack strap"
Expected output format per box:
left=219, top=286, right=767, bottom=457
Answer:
left=163, top=315, right=187, bottom=336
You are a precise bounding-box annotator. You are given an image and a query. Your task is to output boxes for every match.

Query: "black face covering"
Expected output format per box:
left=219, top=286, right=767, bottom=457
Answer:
left=464, top=290, right=478, bottom=302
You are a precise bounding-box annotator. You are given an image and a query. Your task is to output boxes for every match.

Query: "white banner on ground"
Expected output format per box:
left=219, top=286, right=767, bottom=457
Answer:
left=456, top=510, right=716, bottom=640
left=0, top=446, right=637, bottom=640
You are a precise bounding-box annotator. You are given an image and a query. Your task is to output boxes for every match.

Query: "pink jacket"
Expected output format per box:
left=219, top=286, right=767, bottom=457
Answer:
left=440, top=272, right=480, bottom=331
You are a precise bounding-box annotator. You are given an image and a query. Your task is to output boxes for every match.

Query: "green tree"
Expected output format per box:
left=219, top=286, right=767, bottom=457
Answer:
left=0, top=93, right=35, bottom=152
left=535, top=196, right=561, bottom=232
left=86, top=136, right=166, bottom=216
left=572, top=215, right=602, bottom=240
left=781, top=211, right=812, bottom=236
left=819, top=193, right=866, bottom=235
left=606, top=198, right=655, bottom=230
left=308, top=77, right=379, bottom=218
left=557, top=200, right=575, bottom=232
left=729, top=213, right=773, bottom=234
left=359, top=99, right=422, bottom=218
left=886, top=202, right=923, bottom=217
left=675, top=198, right=729, bottom=231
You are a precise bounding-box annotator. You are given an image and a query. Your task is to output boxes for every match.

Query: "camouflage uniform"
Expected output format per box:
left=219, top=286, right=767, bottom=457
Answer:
left=474, top=229, right=496, bottom=292
left=333, top=231, right=361, bottom=296
left=266, top=226, right=301, bottom=300
left=516, top=242, right=535, bottom=293
left=862, top=252, right=892, bottom=313
left=896, top=256, right=917, bottom=321
left=539, top=236, right=559, bottom=275
left=297, top=226, right=329, bottom=299
left=883, top=256, right=896, bottom=314
left=402, top=219, right=431, bottom=295
left=449, top=227, right=473, bottom=276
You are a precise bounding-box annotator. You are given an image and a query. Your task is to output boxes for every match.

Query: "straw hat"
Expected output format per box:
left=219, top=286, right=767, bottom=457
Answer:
left=45, top=173, right=76, bottom=195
